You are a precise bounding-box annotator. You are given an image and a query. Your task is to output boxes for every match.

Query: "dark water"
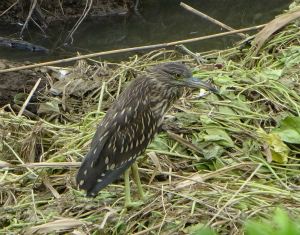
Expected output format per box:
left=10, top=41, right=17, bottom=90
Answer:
left=0, top=0, right=292, bottom=63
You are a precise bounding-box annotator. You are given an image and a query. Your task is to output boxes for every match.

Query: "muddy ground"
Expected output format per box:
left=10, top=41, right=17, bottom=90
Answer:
left=0, top=0, right=135, bottom=23
left=0, top=60, right=48, bottom=111
left=0, top=0, right=137, bottom=111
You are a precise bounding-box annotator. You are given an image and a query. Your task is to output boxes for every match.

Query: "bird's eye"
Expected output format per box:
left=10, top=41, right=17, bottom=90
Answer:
left=174, top=73, right=182, bottom=79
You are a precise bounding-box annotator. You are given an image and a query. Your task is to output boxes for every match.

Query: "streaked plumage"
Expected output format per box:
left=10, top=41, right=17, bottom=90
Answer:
left=76, top=62, right=216, bottom=197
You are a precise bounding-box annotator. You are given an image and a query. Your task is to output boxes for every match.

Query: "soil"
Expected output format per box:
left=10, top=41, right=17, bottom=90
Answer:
left=0, top=0, right=135, bottom=111
left=0, top=60, right=48, bottom=112
left=0, top=0, right=135, bottom=23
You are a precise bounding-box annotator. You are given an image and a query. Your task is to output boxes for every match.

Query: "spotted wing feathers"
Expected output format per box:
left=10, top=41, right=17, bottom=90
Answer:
left=76, top=99, right=158, bottom=197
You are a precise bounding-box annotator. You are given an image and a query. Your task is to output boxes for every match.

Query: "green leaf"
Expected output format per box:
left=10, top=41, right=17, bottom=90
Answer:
left=273, top=208, right=300, bottom=235
left=270, top=116, right=300, bottom=144
left=280, top=46, right=300, bottom=68
left=200, top=115, right=218, bottom=125
left=183, top=223, right=217, bottom=235
left=204, top=128, right=235, bottom=147
left=258, top=128, right=290, bottom=164
left=218, top=106, right=241, bottom=122
left=246, top=208, right=300, bottom=235
left=149, top=135, right=169, bottom=151
left=261, top=68, right=283, bottom=80
left=175, top=113, right=199, bottom=126
left=194, top=162, right=215, bottom=171
left=202, top=144, right=223, bottom=160
left=215, top=156, right=227, bottom=169
left=213, top=74, right=235, bottom=87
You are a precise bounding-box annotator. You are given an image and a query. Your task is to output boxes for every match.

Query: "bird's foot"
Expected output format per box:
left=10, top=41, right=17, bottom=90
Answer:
left=124, top=191, right=150, bottom=208
left=124, top=199, right=144, bottom=208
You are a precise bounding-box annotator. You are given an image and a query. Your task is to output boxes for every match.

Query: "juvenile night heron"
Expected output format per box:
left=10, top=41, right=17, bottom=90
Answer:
left=76, top=62, right=217, bottom=204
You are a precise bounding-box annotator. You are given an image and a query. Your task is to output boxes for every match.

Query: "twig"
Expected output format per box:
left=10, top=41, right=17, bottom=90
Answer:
left=31, top=18, right=47, bottom=36
left=134, top=0, right=140, bottom=11
left=62, top=81, right=71, bottom=111
left=12, top=104, right=40, bottom=120
left=166, top=130, right=203, bottom=154
left=17, top=78, right=41, bottom=117
left=97, top=82, right=106, bottom=115
left=0, top=0, right=19, bottom=17
left=19, top=0, right=38, bottom=37
left=133, top=223, right=165, bottom=235
left=20, top=162, right=81, bottom=168
left=43, top=177, right=61, bottom=199
left=65, top=0, right=93, bottom=44
left=98, top=208, right=118, bottom=229
left=0, top=24, right=265, bottom=74
left=180, top=2, right=246, bottom=39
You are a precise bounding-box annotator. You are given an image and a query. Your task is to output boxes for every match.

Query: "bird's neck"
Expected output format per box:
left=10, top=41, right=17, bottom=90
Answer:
left=148, top=80, right=183, bottom=118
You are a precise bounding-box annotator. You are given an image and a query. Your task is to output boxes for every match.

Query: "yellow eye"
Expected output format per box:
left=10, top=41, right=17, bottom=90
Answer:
left=175, top=73, right=182, bottom=79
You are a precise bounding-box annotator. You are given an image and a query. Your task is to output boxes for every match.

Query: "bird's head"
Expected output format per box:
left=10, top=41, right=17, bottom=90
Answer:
left=149, top=62, right=217, bottom=92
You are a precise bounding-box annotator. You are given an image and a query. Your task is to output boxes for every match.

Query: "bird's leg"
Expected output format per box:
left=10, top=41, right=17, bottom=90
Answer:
left=131, top=162, right=145, bottom=201
left=124, top=162, right=145, bottom=208
left=124, top=167, right=132, bottom=207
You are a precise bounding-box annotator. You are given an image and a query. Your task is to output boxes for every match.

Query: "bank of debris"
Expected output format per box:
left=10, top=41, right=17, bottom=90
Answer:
left=1, top=3, right=300, bottom=235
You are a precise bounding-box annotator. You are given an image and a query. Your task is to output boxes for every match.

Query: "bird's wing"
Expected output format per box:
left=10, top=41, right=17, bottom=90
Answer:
left=76, top=97, right=158, bottom=197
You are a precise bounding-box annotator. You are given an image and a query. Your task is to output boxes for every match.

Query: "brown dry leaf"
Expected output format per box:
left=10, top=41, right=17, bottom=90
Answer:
left=166, top=131, right=203, bottom=154
left=43, top=176, right=61, bottom=199
left=147, top=151, right=162, bottom=172
left=147, top=151, right=162, bottom=184
left=24, top=219, right=84, bottom=235
left=263, top=141, right=273, bottom=163
left=249, top=8, right=300, bottom=68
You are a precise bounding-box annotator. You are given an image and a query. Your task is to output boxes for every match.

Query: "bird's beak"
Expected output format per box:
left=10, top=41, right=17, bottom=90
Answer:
left=186, top=76, right=218, bottom=92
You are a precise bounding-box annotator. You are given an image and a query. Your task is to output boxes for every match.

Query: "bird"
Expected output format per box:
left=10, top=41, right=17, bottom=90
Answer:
left=76, top=62, right=217, bottom=204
